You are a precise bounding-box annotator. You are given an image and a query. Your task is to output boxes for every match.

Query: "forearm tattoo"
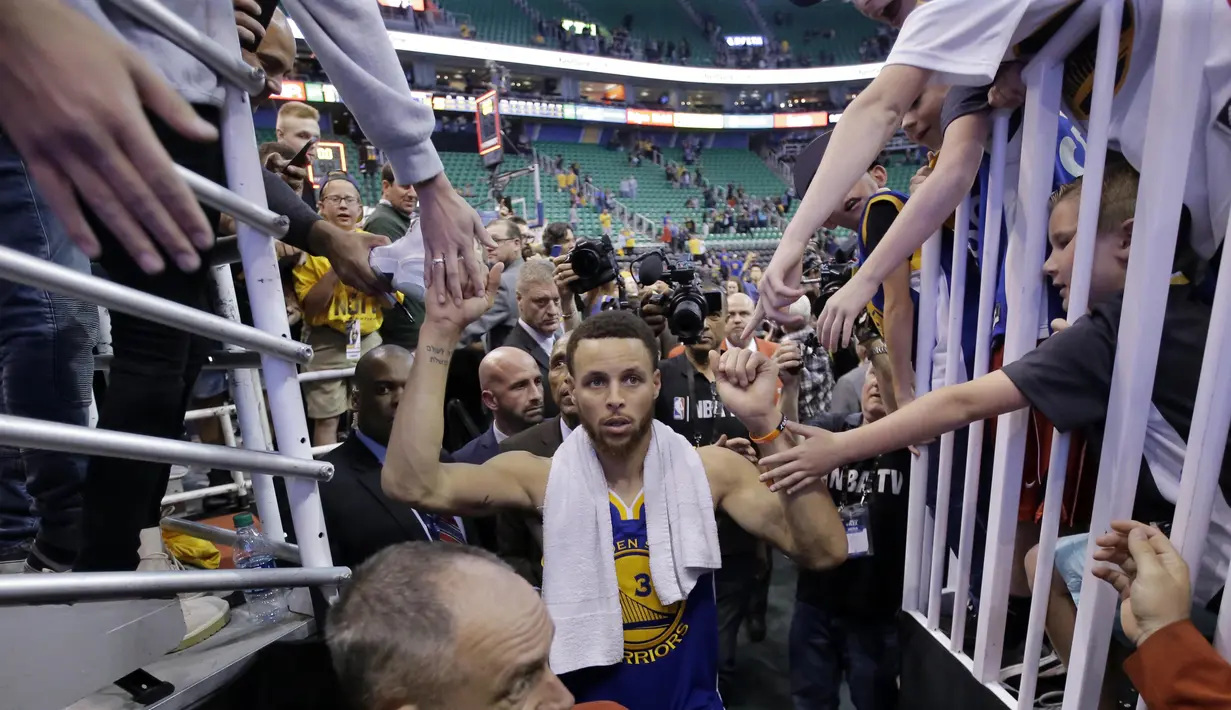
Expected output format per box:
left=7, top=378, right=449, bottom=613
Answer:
left=425, top=344, right=451, bottom=367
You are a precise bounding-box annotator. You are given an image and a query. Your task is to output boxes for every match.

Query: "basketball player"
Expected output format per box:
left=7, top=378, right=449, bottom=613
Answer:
left=382, top=264, right=849, bottom=710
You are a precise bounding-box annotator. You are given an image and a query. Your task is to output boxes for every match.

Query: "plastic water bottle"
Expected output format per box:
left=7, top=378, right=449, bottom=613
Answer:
left=232, top=513, right=287, bottom=623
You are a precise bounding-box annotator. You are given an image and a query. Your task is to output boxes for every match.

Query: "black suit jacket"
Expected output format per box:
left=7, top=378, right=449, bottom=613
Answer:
left=502, top=324, right=559, bottom=418
left=276, top=436, right=480, bottom=568
left=495, top=416, right=569, bottom=586
left=451, top=426, right=501, bottom=465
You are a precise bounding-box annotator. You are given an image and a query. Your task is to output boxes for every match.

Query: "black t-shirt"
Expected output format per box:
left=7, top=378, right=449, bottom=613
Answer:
left=795, top=412, right=911, bottom=620
left=1000, top=285, right=1224, bottom=524
left=861, top=198, right=900, bottom=256
left=654, top=353, right=757, bottom=556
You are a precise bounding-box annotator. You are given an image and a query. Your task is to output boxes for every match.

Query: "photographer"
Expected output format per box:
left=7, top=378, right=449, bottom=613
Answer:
left=650, top=290, right=776, bottom=699
left=791, top=367, right=908, bottom=710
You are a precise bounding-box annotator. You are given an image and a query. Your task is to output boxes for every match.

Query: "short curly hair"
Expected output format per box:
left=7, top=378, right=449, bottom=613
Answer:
left=567, top=310, right=659, bottom=375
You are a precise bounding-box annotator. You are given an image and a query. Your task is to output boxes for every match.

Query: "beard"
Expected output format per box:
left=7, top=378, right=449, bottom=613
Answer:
left=581, top=412, right=653, bottom=460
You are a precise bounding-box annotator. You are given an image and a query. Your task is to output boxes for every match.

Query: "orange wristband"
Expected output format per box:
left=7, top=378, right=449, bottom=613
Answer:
left=751, top=416, right=787, bottom=444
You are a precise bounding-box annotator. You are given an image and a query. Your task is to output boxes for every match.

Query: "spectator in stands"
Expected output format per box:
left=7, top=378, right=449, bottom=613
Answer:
left=569, top=201, right=580, bottom=233
left=328, top=543, right=628, bottom=710
left=505, top=259, right=564, bottom=417
left=791, top=366, right=909, bottom=710
left=276, top=101, right=322, bottom=207
left=743, top=264, right=763, bottom=303
left=459, top=218, right=524, bottom=351
left=1093, top=520, right=1231, bottom=706
left=285, top=345, right=478, bottom=567
left=600, top=208, right=613, bottom=237
left=294, top=175, right=396, bottom=446
left=498, top=331, right=577, bottom=586
left=453, top=347, right=545, bottom=466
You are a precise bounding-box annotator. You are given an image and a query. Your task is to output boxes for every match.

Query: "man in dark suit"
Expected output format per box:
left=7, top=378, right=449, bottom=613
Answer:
left=503, top=258, right=564, bottom=417
left=278, top=345, right=478, bottom=567
left=459, top=218, right=523, bottom=351
left=497, top=332, right=578, bottom=586
left=452, top=347, right=545, bottom=465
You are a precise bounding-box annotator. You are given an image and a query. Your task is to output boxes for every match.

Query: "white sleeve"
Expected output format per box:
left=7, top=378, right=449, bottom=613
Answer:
left=885, top=0, right=1032, bottom=87
left=283, top=0, right=443, bottom=186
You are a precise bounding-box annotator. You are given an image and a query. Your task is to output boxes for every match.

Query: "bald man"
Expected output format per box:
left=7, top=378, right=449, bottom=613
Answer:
left=724, top=292, right=779, bottom=358
left=452, top=347, right=545, bottom=467
left=242, top=8, right=296, bottom=103
left=329, top=542, right=628, bottom=710
left=278, top=345, right=478, bottom=566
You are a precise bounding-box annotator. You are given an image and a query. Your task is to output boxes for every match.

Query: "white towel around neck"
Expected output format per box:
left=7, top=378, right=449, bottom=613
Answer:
left=541, top=420, right=721, bottom=674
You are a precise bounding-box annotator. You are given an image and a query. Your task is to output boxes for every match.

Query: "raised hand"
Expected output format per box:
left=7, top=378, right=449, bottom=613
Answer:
left=426, top=259, right=504, bottom=333
left=710, top=348, right=780, bottom=433
left=757, top=421, right=841, bottom=494
left=773, top=339, right=804, bottom=386
left=0, top=0, right=219, bottom=274
left=1093, top=521, right=1192, bottom=646
left=817, top=276, right=879, bottom=350
left=415, top=173, right=497, bottom=305
left=233, top=0, right=266, bottom=51
left=744, top=238, right=807, bottom=341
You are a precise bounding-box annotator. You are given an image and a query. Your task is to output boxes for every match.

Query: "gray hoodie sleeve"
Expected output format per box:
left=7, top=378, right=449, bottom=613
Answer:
left=282, top=0, right=443, bottom=186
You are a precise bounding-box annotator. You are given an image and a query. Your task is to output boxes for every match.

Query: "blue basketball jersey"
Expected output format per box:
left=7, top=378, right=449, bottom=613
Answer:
left=855, top=189, right=919, bottom=337
left=987, top=113, right=1087, bottom=344
left=561, top=492, right=723, bottom=710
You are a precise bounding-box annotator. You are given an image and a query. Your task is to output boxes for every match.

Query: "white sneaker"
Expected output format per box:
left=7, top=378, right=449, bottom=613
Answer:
left=137, top=526, right=230, bottom=652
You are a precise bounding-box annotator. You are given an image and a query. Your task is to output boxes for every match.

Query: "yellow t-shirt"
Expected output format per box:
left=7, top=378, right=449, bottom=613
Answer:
left=564, top=173, right=577, bottom=188
left=687, top=237, right=703, bottom=256
left=293, top=251, right=395, bottom=336
left=600, top=212, right=612, bottom=229
left=556, top=172, right=568, bottom=189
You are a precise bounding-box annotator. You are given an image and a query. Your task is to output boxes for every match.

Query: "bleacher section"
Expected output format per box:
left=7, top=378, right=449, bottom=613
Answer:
left=572, top=0, right=713, bottom=63
left=438, top=0, right=537, bottom=46
left=752, top=0, right=879, bottom=65
left=701, top=1, right=760, bottom=42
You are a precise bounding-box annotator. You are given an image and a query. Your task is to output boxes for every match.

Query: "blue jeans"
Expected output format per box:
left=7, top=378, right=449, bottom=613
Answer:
left=0, top=133, right=99, bottom=560
left=789, top=600, right=899, bottom=710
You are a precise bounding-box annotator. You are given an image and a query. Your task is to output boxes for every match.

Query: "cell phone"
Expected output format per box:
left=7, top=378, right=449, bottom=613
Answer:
left=256, top=0, right=280, bottom=30
left=287, top=138, right=317, bottom=170
left=550, top=245, right=563, bottom=257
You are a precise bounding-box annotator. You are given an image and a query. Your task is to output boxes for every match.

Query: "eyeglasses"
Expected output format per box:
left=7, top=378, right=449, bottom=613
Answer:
left=322, top=195, right=360, bottom=206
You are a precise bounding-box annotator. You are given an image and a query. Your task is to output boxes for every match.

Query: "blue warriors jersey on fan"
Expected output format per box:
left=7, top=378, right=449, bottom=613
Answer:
left=855, top=188, right=919, bottom=338
left=561, top=492, right=722, bottom=710
left=987, top=113, right=1087, bottom=344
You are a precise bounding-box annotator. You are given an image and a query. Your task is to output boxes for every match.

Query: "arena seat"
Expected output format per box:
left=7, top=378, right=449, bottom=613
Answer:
left=437, top=0, right=537, bottom=46
left=751, top=0, right=879, bottom=65
left=573, top=0, right=713, bottom=63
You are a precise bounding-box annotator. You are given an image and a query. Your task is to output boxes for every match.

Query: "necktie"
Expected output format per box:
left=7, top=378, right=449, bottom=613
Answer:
left=428, top=514, right=465, bottom=544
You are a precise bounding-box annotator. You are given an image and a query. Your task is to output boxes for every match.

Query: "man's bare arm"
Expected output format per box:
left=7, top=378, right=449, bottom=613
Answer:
left=881, top=261, right=916, bottom=412
left=382, top=268, right=549, bottom=515
left=701, top=442, right=846, bottom=571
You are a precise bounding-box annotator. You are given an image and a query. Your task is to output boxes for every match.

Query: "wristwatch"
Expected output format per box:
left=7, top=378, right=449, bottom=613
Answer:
left=868, top=343, right=888, bottom=358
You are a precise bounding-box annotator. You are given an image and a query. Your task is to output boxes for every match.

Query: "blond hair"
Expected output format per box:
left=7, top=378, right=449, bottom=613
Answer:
left=1047, top=154, right=1139, bottom=236
left=277, top=101, right=320, bottom=123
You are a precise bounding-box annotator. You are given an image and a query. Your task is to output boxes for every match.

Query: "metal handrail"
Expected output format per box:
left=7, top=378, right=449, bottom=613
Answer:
left=0, top=246, right=311, bottom=365
left=0, top=567, right=348, bottom=605
left=0, top=415, right=333, bottom=482
left=161, top=517, right=301, bottom=565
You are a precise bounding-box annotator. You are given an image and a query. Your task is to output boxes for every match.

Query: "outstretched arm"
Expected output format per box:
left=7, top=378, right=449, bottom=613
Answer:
left=707, top=349, right=847, bottom=570
left=382, top=263, right=548, bottom=515
left=816, top=113, right=989, bottom=350
left=751, top=64, right=932, bottom=333
left=761, top=370, right=1027, bottom=493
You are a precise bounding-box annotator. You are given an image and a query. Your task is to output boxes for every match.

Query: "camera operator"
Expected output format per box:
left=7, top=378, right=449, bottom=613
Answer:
left=790, top=367, right=909, bottom=710
left=650, top=293, right=760, bottom=698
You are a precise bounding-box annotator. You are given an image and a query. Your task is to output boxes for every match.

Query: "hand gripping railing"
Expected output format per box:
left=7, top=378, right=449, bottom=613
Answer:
left=0, top=0, right=337, bottom=610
